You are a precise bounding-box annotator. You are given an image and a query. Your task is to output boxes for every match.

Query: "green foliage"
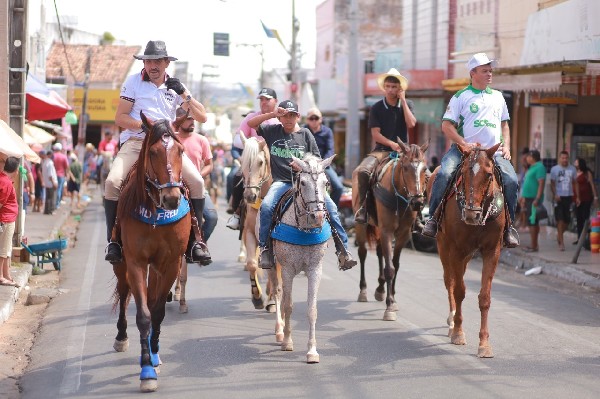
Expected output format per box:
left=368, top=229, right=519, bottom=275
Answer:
left=101, top=32, right=115, bottom=45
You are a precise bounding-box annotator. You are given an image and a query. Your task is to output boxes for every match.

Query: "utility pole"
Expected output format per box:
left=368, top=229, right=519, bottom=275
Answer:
left=345, top=0, right=360, bottom=179
left=77, top=48, right=92, bottom=159
left=8, top=0, right=27, bottom=244
left=290, top=0, right=299, bottom=101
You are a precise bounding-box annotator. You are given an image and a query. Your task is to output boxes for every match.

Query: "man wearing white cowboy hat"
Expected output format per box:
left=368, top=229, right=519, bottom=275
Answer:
left=105, top=40, right=211, bottom=265
left=421, top=52, right=520, bottom=248
left=352, top=67, right=417, bottom=224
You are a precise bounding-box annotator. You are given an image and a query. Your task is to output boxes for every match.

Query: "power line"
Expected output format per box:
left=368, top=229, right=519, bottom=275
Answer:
left=52, top=0, right=77, bottom=83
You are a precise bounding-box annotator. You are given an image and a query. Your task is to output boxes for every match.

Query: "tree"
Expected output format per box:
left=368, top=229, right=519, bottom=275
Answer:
left=101, top=32, right=115, bottom=45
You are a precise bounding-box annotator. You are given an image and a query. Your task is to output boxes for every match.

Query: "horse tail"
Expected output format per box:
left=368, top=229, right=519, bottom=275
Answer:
left=111, top=266, right=131, bottom=313
left=365, top=224, right=380, bottom=249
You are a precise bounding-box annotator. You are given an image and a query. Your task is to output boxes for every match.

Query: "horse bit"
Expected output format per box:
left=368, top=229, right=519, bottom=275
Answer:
left=145, top=132, right=184, bottom=209
left=292, top=166, right=326, bottom=229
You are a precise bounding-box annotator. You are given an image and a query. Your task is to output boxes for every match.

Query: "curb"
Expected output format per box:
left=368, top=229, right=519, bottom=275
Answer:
left=0, top=263, right=33, bottom=324
left=499, top=249, right=600, bottom=290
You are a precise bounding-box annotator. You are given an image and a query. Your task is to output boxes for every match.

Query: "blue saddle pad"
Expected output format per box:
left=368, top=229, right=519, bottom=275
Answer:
left=132, top=197, right=190, bottom=225
left=271, top=220, right=332, bottom=245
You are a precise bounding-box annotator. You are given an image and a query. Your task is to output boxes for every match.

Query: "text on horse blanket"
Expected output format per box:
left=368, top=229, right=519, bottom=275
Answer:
left=271, top=220, right=332, bottom=245
left=133, top=197, right=190, bottom=225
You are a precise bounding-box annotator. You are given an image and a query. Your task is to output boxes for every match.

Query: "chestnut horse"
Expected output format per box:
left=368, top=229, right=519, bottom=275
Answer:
left=238, top=133, right=273, bottom=310
left=353, top=139, right=429, bottom=321
left=427, top=143, right=505, bottom=358
left=112, top=111, right=191, bottom=392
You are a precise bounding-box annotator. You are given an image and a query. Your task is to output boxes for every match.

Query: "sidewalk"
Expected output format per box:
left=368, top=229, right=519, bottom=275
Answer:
left=0, top=195, right=84, bottom=324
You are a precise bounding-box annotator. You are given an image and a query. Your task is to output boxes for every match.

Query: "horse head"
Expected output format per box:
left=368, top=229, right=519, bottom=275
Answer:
left=456, top=142, right=501, bottom=225
left=290, top=154, right=335, bottom=228
left=140, top=111, right=185, bottom=210
left=240, top=134, right=271, bottom=205
left=394, top=138, right=429, bottom=211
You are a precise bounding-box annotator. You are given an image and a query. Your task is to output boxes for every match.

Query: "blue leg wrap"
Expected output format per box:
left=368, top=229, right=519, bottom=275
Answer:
left=140, top=365, right=157, bottom=380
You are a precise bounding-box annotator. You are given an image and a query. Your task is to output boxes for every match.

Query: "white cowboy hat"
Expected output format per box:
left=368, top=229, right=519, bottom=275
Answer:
left=377, top=68, right=408, bottom=91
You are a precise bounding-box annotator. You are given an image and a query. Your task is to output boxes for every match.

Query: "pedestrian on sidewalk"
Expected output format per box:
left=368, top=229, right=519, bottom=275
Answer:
left=574, top=157, right=598, bottom=249
left=67, top=152, right=82, bottom=208
left=520, top=150, right=546, bottom=252
left=52, top=143, right=69, bottom=208
left=0, top=153, right=19, bottom=287
left=550, top=150, right=578, bottom=251
left=40, top=150, right=58, bottom=215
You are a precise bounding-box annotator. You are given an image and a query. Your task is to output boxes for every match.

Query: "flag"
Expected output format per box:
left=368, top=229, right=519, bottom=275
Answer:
left=260, top=20, right=286, bottom=50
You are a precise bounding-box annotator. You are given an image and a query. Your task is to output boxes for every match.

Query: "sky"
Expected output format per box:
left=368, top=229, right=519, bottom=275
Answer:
left=51, top=0, right=323, bottom=89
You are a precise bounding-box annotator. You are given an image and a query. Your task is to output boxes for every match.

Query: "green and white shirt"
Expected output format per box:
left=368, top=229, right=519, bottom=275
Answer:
left=442, top=85, right=509, bottom=152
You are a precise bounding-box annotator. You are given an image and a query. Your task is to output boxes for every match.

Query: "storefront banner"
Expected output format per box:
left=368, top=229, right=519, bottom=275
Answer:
left=528, top=84, right=579, bottom=106
left=72, top=89, right=120, bottom=123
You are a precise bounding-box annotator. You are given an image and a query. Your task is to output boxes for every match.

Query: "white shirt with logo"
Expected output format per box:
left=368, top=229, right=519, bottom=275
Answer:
left=550, top=164, right=577, bottom=197
left=442, top=85, right=509, bottom=152
left=119, top=72, right=184, bottom=144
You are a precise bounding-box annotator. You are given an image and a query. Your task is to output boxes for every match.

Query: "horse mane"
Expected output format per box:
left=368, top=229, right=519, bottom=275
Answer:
left=118, top=119, right=180, bottom=220
left=240, top=137, right=260, bottom=173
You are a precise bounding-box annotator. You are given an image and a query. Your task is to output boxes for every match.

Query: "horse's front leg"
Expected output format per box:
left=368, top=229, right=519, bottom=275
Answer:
left=388, top=238, right=406, bottom=313
left=281, top=268, right=294, bottom=352
left=178, top=257, right=188, bottom=314
left=355, top=225, right=369, bottom=302
left=380, top=232, right=396, bottom=321
left=238, top=230, right=247, bottom=264
left=128, top=266, right=157, bottom=392
left=246, top=233, right=264, bottom=310
left=306, top=264, right=322, bottom=363
left=374, top=242, right=386, bottom=302
left=268, top=265, right=284, bottom=342
left=113, top=263, right=130, bottom=352
left=477, top=249, right=500, bottom=358
left=448, top=254, right=467, bottom=346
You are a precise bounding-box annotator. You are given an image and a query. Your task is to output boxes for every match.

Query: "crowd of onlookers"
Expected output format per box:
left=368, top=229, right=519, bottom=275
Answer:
left=517, top=147, right=598, bottom=252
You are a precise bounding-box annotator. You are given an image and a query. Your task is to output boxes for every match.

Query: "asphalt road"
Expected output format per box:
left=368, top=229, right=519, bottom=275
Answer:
left=19, top=198, right=600, bottom=399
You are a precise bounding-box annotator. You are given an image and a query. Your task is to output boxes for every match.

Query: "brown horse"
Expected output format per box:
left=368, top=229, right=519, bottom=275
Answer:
left=427, top=142, right=505, bottom=358
left=353, top=139, right=429, bottom=321
left=238, top=133, right=274, bottom=311
left=112, top=111, right=191, bottom=392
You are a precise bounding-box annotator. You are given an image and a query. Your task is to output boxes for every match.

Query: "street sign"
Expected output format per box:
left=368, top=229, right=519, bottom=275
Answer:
left=213, top=32, right=230, bottom=56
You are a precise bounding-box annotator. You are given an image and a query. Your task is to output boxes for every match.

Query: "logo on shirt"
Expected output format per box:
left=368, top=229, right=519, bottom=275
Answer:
left=473, top=119, right=497, bottom=128
left=271, top=139, right=304, bottom=160
left=164, top=91, right=176, bottom=103
left=470, top=103, right=479, bottom=113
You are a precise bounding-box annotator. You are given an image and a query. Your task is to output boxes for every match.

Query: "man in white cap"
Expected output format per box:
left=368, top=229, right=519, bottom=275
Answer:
left=104, top=40, right=211, bottom=265
left=353, top=68, right=417, bottom=224
left=421, top=53, right=519, bottom=248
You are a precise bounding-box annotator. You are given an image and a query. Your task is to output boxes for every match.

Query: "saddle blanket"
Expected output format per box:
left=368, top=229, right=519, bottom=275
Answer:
left=133, top=197, right=190, bottom=225
left=271, top=220, right=332, bottom=245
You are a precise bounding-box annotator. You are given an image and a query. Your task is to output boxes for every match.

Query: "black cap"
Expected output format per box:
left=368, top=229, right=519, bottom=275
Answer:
left=278, top=100, right=299, bottom=114
left=257, top=88, right=277, bottom=99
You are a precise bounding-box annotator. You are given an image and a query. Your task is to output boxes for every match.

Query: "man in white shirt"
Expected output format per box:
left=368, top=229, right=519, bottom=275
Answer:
left=550, top=151, right=578, bottom=251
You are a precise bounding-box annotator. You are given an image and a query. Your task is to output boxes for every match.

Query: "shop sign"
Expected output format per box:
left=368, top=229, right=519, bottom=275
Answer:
left=528, top=84, right=578, bottom=106
left=72, top=89, right=121, bottom=122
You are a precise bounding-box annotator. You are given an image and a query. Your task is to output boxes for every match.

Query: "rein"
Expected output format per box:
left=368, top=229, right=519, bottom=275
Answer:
left=144, top=131, right=184, bottom=209
left=291, top=168, right=326, bottom=230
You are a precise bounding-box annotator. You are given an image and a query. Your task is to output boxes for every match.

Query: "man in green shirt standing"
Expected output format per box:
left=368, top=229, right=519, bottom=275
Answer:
left=520, top=150, right=546, bottom=252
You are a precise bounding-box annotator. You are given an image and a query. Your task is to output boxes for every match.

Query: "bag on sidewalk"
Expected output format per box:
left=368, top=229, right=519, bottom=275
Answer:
left=535, top=204, right=548, bottom=221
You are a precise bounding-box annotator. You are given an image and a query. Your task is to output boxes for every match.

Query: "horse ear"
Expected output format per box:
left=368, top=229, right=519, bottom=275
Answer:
left=420, top=138, right=430, bottom=153
left=487, top=142, right=502, bottom=159
left=320, top=154, right=336, bottom=169
left=290, top=156, right=306, bottom=172
left=396, top=138, right=410, bottom=153
left=140, top=111, right=154, bottom=130
left=239, top=130, right=247, bottom=144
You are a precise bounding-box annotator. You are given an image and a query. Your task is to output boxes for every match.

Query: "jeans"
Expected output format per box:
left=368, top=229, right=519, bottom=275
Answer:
left=226, top=147, right=243, bottom=201
left=56, top=176, right=65, bottom=206
left=428, top=144, right=518, bottom=222
left=324, top=166, right=344, bottom=206
left=202, top=192, right=218, bottom=241
left=258, top=181, right=348, bottom=251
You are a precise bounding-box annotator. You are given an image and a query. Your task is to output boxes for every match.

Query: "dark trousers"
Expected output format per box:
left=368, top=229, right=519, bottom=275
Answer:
left=44, top=187, right=56, bottom=214
left=575, top=200, right=592, bottom=247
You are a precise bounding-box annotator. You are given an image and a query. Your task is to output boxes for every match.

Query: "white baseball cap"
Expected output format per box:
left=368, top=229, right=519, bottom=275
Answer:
left=52, top=143, right=62, bottom=151
left=467, top=53, right=498, bottom=71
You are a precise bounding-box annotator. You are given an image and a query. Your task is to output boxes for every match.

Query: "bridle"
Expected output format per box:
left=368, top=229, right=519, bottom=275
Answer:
left=291, top=165, right=327, bottom=229
left=389, top=149, right=426, bottom=210
left=455, top=148, right=498, bottom=225
left=144, top=129, right=184, bottom=209
left=242, top=150, right=270, bottom=204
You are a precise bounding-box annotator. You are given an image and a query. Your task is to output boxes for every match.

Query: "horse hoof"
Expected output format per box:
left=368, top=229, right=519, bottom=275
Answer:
left=252, top=296, right=265, bottom=310
left=478, top=345, right=494, bottom=358
left=307, top=353, right=320, bottom=364
left=166, top=291, right=173, bottom=303
left=281, top=341, right=294, bottom=351
left=374, top=290, right=385, bottom=302
left=113, top=338, right=129, bottom=352
left=383, top=310, right=397, bottom=321
left=140, top=379, right=158, bottom=393
left=448, top=328, right=453, bottom=337
left=275, top=332, right=284, bottom=343
left=265, top=303, right=277, bottom=313
left=389, top=302, right=399, bottom=312
left=239, top=254, right=247, bottom=263
left=179, top=304, right=188, bottom=314
left=357, top=292, right=368, bottom=302
left=451, top=333, right=467, bottom=345
left=173, top=293, right=181, bottom=301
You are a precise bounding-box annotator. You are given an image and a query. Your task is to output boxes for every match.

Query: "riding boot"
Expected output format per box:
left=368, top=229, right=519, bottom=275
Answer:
left=503, top=224, right=520, bottom=248
left=332, top=232, right=357, bottom=271
left=104, top=199, right=123, bottom=263
left=259, top=245, right=274, bottom=269
left=421, top=206, right=441, bottom=238
left=354, top=171, right=371, bottom=224
left=189, top=198, right=212, bottom=265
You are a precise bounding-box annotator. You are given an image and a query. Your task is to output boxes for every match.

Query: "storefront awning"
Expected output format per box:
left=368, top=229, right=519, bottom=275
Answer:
left=25, top=73, right=71, bottom=121
left=0, top=120, right=41, bottom=163
left=23, top=124, right=56, bottom=146
left=492, top=72, right=563, bottom=93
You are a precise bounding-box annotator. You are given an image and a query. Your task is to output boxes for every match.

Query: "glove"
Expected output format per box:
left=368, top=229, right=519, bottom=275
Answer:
left=165, top=77, right=185, bottom=95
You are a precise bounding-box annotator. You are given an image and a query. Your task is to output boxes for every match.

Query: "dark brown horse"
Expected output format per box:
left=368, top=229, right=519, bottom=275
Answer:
left=112, top=111, right=191, bottom=392
left=353, top=139, right=429, bottom=321
left=427, top=142, right=505, bottom=358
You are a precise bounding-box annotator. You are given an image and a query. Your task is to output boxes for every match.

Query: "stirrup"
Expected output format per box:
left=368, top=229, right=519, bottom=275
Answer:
left=105, top=241, right=123, bottom=264
left=336, top=250, right=357, bottom=271
left=259, top=247, right=274, bottom=269
left=187, top=241, right=212, bottom=266
left=421, top=217, right=438, bottom=238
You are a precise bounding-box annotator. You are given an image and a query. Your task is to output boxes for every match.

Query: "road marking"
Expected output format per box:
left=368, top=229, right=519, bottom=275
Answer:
left=59, top=207, right=101, bottom=395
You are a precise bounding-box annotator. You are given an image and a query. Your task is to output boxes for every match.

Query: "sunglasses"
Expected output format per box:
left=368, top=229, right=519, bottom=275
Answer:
left=307, top=116, right=320, bottom=121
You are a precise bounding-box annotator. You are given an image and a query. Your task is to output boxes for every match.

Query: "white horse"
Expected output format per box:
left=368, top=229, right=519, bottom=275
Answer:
left=265, top=153, right=335, bottom=364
